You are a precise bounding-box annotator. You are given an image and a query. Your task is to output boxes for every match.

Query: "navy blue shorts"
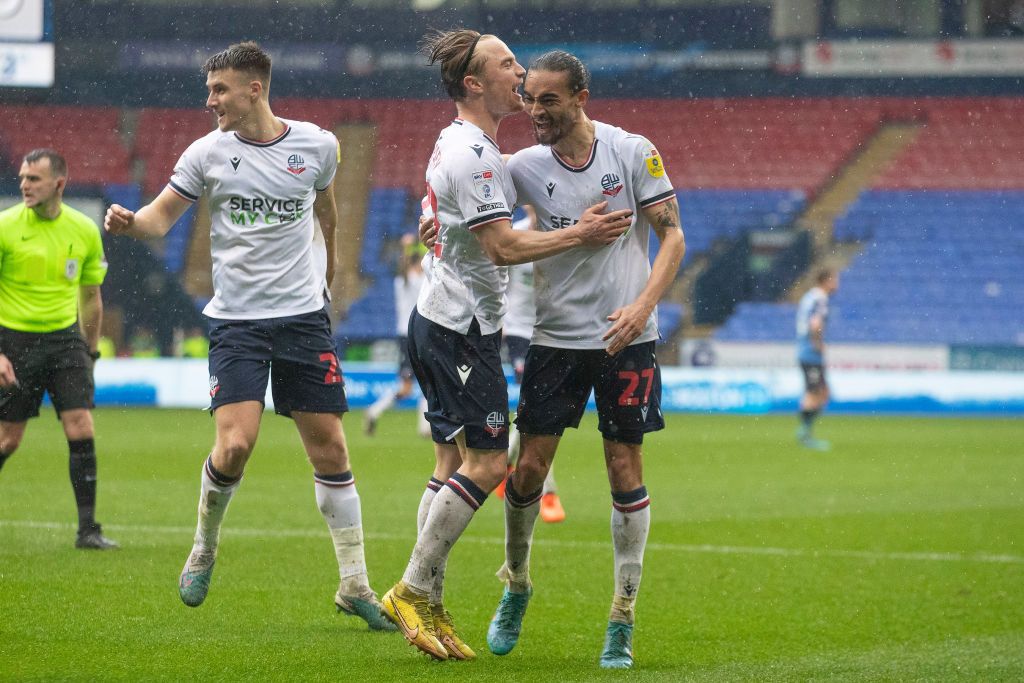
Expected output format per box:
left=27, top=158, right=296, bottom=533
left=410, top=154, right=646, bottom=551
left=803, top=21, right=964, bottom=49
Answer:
left=206, top=306, right=347, bottom=417
left=397, top=336, right=414, bottom=381
left=407, top=308, right=509, bottom=450
left=801, top=362, right=827, bottom=392
left=516, top=341, right=664, bottom=445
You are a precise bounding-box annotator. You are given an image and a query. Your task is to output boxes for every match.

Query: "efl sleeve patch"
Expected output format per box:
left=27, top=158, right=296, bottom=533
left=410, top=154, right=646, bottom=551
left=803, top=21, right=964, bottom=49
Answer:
left=645, top=146, right=666, bottom=178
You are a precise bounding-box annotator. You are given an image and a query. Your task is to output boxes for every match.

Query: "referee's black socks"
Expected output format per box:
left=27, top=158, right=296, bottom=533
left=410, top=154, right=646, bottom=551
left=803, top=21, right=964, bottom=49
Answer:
left=68, top=438, right=98, bottom=530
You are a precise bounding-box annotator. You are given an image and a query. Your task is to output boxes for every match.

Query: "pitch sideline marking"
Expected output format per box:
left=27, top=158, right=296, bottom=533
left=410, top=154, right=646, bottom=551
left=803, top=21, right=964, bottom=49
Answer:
left=2, top=519, right=1022, bottom=565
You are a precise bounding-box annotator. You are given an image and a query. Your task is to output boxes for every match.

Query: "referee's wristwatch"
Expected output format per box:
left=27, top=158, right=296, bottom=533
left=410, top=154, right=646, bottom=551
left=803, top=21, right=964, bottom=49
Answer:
left=88, top=350, right=101, bottom=361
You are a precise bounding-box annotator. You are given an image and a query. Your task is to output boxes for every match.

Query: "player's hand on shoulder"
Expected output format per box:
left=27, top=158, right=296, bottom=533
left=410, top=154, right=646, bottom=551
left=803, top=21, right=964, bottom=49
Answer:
left=104, top=204, right=135, bottom=234
left=576, top=201, right=633, bottom=247
left=0, top=354, right=18, bottom=389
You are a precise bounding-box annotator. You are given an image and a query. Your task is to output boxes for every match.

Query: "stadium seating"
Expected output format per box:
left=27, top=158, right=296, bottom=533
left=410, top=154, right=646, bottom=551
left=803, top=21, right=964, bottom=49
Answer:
left=133, top=108, right=215, bottom=197
left=337, top=188, right=414, bottom=342
left=9, top=97, right=1021, bottom=348
left=0, top=105, right=131, bottom=186
left=717, top=190, right=1024, bottom=345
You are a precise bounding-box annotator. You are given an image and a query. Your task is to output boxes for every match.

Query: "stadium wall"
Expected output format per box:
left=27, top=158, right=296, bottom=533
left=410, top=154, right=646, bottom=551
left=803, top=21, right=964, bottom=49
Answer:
left=90, top=360, right=1024, bottom=416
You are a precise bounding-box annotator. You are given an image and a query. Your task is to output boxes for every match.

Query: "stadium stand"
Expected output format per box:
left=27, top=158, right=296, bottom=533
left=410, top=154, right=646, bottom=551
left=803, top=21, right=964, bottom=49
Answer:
left=9, top=97, right=1021, bottom=349
left=0, top=105, right=131, bottom=186
left=716, top=97, right=1024, bottom=347
left=336, top=187, right=414, bottom=343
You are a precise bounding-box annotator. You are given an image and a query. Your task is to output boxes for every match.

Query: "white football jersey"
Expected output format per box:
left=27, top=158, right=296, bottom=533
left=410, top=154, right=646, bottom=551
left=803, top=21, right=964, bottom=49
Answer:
left=394, top=269, right=423, bottom=336
left=503, top=216, right=536, bottom=340
left=168, top=118, right=339, bottom=320
left=507, top=121, right=675, bottom=349
left=417, top=118, right=516, bottom=335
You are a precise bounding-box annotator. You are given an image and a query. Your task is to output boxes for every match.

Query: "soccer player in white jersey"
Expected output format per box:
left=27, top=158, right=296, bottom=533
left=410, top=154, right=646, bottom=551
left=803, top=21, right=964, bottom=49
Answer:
left=484, top=51, right=686, bottom=670
left=103, top=42, right=395, bottom=631
left=496, top=207, right=566, bottom=523
left=796, top=268, right=839, bottom=451
left=381, top=29, right=633, bottom=661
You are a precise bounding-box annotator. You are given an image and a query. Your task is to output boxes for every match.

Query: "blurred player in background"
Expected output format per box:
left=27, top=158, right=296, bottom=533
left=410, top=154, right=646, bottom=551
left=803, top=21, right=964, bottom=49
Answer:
left=796, top=268, right=839, bottom=451
left=0, top=148, right=117, bottom=550
left=484, top=51, right=685, bottom=670
left=104, top=42, right=394, bottom=630
left=364, top=233, right=430, bottom=438
left=496, top=205, right=565, bottom=524
left=382, top=29, right=632, bottom=662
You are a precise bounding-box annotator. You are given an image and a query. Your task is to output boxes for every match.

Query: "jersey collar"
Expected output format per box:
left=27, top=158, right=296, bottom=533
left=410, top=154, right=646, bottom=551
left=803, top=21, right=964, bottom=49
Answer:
left=234, top=124, right=291, bottom=147
left=551, top=138, right=599, bottom=173
left=453, top=118, right=499, bottom=152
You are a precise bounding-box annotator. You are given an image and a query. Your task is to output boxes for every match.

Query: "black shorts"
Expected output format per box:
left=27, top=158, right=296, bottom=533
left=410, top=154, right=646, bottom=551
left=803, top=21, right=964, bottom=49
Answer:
left=516, top=341, right=664, bottom=445
left=407, top=308, right=509, bottom=450
left=206, top=306, right=348, bottom=417
left=503, top=335, right=530, bottom=385
left=0, top=324, right=94, bottom=421
left=801, top=362, right=827, bottom=392
left=397, top=336, right=414, bottom=381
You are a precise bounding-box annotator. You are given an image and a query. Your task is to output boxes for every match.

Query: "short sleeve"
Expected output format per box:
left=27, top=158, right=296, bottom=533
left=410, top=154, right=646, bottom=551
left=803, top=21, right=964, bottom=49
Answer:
left=167, top=138, right=207, bottom=202
left=80, top=219, right=108, bottom=286
left=456, top=154, right=513, bottom=230
left=316, top=130, right=340, bottom=191
left=627, top=135, right=675, bottom=210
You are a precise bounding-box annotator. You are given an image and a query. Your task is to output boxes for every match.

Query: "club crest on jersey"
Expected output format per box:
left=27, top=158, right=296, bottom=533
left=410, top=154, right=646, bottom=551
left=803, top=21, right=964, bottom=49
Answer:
left=286, top=154, right=306, bottom=175
left=645, top=147, right=665, bottom=178
left=484, top=411, right=507, bottom=437
left=601, top=173, right=623, bottom=197
left=230, top=156, right=241, bottom=171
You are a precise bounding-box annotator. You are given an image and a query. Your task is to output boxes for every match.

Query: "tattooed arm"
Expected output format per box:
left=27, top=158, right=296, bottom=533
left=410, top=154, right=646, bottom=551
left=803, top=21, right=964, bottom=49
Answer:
left=602, top=197, right=686, bottom=355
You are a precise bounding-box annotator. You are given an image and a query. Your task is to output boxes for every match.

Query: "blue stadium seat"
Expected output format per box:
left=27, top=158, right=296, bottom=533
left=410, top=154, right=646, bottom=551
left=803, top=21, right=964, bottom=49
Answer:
left=717, top=190, right=1024, bottom=346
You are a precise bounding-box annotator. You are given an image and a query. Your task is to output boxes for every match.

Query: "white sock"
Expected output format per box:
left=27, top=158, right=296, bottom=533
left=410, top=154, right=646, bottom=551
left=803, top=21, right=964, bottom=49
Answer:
left=193, top=456, right=241, bottom=553
left=508, top=424, right=521, bottom=467
left=416, top=479, right=446, bottom=603
left=315, top=471, right=369, bottom=595
left=417, top=397, right=430, bottom=437
left=367, top=392, right=396, bottom=420
left=610, top=487, right=651, bottom=625
left=501, top=477, right=543, bottom=593
left=542, top=465, right=557, bottom=495
left=402, top=474, right=486, bottom=595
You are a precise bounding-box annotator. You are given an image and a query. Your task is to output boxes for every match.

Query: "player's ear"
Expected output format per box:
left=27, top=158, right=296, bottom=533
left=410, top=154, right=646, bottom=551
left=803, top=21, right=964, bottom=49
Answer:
left=249, top=79, right=264, bottom=101
left=575, top=88, right=590, bottom=109
left=55, top=175, right=67, bottom=194
left=463, top=74, right=483, bottom=96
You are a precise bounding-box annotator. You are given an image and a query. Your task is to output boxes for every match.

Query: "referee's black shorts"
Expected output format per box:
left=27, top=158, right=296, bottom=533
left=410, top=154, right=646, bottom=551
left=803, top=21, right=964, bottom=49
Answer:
left=0, top=324, right=94, bottom=421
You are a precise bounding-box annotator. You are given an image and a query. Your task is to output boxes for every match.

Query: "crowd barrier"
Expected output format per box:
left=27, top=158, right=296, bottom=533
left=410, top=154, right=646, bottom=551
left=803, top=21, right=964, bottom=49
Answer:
left=90, top=360, right=1024, bottom=415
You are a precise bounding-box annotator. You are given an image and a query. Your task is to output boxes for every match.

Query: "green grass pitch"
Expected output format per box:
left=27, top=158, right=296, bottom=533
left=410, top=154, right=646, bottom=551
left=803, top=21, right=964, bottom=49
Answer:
left=1, top=408, right=1022, bottom=681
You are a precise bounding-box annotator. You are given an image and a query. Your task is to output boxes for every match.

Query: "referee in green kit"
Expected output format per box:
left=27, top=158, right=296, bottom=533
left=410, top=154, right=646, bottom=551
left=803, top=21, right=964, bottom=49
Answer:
left=0, top=148, right=117, bottom=549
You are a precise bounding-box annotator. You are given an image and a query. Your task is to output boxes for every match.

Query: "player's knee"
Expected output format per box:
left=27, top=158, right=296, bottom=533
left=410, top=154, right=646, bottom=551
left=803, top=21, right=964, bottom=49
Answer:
left=0, top=432, right=23, bottom=454
left=216, top=435, right=256, bottom=466
left=308, top=439, right=349, bottom=471
left=513, top=455, right=548, bottom=492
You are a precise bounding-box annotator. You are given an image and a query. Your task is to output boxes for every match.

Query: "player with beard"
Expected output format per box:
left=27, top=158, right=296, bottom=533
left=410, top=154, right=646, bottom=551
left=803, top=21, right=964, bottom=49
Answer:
left=485, top=50, right=685, bottom=669
left=381, top=30, right=633, bottom=661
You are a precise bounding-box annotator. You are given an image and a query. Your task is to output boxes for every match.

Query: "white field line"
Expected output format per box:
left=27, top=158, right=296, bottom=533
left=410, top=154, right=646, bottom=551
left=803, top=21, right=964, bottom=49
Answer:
left=2, top=519, right=1022, bottom=565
